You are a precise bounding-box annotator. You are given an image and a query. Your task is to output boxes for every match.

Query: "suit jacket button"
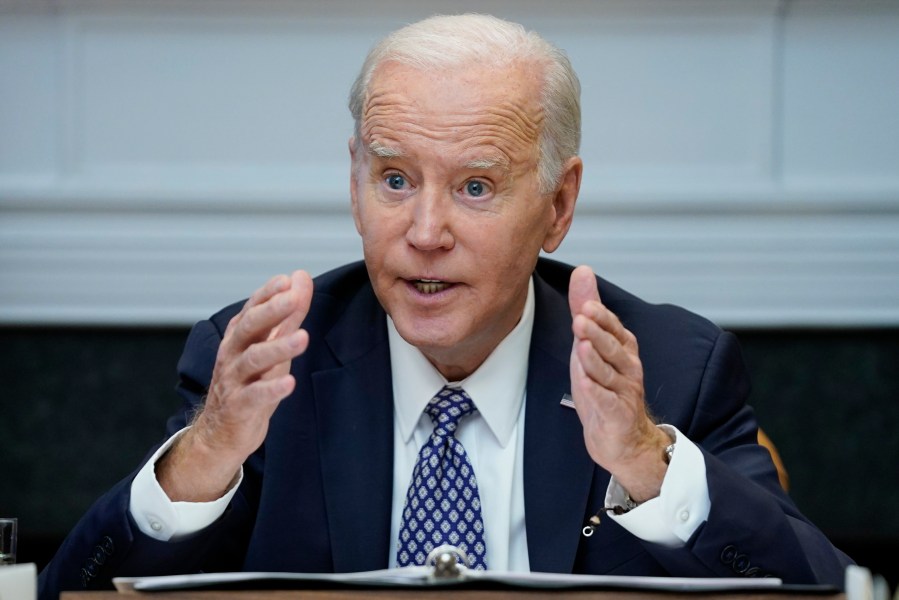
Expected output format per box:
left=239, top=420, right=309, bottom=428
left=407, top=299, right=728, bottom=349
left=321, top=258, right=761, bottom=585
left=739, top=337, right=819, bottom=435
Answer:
left=85, top=561, right=99, bottom=577
left=93, top=547, right=107, bottom=565
left=102, top=536, right=115, bottom=555
left=733, top=554, right=751, bottom=574
left=745, top=567, right=762, bottom=578
left=80, top=568, right=91, bottom=588
left=720, top=544, right=738, bottom=565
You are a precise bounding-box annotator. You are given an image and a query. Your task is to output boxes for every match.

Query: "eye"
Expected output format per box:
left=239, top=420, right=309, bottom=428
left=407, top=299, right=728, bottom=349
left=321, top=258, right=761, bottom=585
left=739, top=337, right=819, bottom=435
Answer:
left=465, top=180, right=487, bottom=197
left=386, top=174, right=406, bottom=190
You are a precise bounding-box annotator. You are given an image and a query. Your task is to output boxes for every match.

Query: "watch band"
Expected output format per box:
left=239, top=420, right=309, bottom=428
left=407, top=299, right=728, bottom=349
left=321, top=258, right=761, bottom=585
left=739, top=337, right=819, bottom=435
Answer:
left=582, top=437, right=678, bottom=536
left=618, top=440, right=677, bottom=512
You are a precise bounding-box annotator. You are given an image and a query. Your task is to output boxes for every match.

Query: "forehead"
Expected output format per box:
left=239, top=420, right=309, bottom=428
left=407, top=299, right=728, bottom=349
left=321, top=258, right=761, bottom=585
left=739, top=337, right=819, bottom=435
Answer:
left=360, top=60, right=544, bottom=162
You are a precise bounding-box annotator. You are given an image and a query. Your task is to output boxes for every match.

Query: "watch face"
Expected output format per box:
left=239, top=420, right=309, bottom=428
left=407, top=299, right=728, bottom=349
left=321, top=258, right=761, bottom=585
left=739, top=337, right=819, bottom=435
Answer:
left=665, top=443, right=676, bottom=464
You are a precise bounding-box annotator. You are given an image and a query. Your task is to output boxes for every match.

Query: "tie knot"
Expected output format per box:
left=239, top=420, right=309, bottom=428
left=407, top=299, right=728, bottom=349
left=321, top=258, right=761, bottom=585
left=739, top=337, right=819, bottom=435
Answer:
left=426, top=386, right=476, bottom=435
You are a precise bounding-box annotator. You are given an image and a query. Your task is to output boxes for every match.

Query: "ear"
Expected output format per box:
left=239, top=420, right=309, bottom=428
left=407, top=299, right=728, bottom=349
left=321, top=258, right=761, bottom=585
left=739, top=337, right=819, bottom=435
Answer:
left=348, top=136, right=364, bottom=235
left=542, top=156, right=582, bottom=253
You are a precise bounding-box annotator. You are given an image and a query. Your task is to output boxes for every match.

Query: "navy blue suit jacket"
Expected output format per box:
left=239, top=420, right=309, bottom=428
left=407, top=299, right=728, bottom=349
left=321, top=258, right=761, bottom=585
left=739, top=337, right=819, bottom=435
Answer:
left=39, top=258, right=852, bottom=598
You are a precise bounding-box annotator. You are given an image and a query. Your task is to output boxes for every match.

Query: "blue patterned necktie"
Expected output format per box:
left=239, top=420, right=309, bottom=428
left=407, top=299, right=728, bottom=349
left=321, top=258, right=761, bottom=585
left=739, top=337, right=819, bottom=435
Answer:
left=396, top=386, right=488, bottom=570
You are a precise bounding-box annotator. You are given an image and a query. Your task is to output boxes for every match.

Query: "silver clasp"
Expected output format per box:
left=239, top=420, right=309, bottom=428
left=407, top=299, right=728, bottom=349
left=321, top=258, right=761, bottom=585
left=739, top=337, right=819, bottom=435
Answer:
left=426, top=544, right=468, bottom=579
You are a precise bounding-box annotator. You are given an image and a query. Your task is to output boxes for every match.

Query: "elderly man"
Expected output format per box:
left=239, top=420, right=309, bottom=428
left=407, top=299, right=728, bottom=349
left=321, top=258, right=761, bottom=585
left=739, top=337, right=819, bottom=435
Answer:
left=39, top=14, right=851, bottom=598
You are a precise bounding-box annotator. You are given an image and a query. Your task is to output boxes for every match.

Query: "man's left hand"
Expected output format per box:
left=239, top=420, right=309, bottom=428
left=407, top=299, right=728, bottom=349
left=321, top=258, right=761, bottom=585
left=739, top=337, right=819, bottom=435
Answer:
left=568, top=265, right=672, bottom=503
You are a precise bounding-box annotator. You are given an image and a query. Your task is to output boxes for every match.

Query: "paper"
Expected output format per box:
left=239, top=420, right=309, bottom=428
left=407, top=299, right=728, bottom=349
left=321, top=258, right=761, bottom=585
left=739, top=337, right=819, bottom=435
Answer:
left=0, top=562, right=37, bottom=600
left=114, top=567, right=785, bottom=593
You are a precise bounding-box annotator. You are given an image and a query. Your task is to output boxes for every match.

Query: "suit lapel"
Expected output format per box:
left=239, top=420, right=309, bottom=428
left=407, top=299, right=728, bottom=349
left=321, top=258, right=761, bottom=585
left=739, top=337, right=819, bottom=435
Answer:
left=524, top=271, right=598, bottom=573
left=312, top=285, right=395, bottom=572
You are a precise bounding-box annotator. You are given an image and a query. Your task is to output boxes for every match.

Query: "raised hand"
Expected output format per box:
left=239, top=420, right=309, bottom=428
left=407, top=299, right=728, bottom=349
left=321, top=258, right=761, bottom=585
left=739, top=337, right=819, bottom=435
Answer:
left=158, top=271, right=313, bottom=502
left=568, top=265, right=671, bottom=502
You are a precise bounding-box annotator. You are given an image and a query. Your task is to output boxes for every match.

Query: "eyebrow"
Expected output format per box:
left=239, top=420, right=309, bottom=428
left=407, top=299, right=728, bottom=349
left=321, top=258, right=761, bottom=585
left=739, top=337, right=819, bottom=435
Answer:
left=464, top=156, right=511, bottom=172
left=367, top=141, right=510, bottom=172
left=367, top=141, right=403, bottom=159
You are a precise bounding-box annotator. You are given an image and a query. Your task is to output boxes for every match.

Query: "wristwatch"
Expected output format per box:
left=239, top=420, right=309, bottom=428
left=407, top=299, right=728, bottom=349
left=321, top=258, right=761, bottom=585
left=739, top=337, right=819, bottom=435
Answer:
left=585, top=439, right=677, bottom=533
left=620, top=440, right=676, bottom=512
left=664, top=441, right=676, bottom=464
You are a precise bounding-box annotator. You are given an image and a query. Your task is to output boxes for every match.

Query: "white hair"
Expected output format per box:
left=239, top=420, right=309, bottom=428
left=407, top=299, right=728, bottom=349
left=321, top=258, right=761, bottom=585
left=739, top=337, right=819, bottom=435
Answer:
left=348, top=14, right=581, bottom=194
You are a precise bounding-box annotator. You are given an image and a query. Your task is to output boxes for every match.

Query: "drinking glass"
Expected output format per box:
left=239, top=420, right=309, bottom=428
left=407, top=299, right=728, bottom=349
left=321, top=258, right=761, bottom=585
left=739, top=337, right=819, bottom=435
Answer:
left=0, top=518, right=17, bottom=566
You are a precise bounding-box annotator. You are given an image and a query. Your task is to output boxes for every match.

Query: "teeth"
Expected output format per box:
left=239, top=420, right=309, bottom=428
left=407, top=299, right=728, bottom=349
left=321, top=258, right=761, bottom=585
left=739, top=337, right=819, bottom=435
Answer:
left=414, top=280, right=449, bottom=294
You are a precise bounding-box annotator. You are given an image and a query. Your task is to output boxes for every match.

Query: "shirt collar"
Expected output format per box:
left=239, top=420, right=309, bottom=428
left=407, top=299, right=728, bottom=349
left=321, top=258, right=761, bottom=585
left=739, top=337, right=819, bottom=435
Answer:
left=388, top=277, right=535, bottom=448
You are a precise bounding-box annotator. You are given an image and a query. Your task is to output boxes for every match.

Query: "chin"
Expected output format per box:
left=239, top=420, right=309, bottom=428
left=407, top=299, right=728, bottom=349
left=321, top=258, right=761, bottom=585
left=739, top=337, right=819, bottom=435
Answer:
left=394, top=307, right=463, bottom=343
left=396, top=318, right=457, bottom=349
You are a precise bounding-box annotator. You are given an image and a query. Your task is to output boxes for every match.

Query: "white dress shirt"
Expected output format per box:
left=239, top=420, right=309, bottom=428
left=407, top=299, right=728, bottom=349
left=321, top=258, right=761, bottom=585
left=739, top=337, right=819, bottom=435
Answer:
left=385, top=278, right=535, bottom=570
left=130, top=276, right=711, bottom=564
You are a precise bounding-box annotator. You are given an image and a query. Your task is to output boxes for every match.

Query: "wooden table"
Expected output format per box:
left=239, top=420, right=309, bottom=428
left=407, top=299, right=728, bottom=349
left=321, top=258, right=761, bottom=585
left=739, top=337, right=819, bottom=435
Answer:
left=62, top=590, right=845, bottom=600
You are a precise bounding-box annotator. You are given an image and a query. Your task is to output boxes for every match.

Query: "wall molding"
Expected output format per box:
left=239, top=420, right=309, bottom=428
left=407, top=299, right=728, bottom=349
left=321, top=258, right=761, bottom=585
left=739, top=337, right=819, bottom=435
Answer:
left=1, top=1, right=897, bottom=327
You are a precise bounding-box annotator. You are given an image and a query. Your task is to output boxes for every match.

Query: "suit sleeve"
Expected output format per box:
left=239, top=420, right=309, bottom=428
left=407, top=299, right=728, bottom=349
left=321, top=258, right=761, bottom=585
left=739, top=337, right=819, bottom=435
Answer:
left=38, top=317, right=259, bottom=600
left=641, top=331, right=853, bottom=587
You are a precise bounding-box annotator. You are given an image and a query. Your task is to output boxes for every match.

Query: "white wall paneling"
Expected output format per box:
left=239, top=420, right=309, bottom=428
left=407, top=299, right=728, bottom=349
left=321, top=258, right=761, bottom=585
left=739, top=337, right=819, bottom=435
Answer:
left=1, top=0, right=897, bottom=327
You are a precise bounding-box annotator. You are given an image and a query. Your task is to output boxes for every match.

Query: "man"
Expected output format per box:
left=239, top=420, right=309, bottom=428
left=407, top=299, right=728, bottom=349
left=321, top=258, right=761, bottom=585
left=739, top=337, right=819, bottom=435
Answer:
left=39, top=14, right=852, bottom=598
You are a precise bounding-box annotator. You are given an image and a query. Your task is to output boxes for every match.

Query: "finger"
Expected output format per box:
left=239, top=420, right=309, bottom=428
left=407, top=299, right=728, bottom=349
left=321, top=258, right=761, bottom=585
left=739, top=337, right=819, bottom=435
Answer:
left=571, top=346, right=603, bottom=398
left=224, top=274, right=294, bottom=348
left=269, top=270, right=313, bottom=342
left=575, top=298, right=637, bottom=352
left=568, top=265, right=601, bottom=317
left=569, top=347, right=619, bottom=426
left=241, top=373, right=297, bottom=409
left=572, top=339, right=645, bottom=427
left=260, top=271, right=313, bottom=382
left=255, top=271, right=314, bottom=382
left=233, top=329, right=310, bottom=384
left=573, top=313, right=640, bottom=379
left=234, top=274, right=292, bottom=323
left=573, top=336, right=621, bottom=389
left=231, top=286, right=305, bottom=350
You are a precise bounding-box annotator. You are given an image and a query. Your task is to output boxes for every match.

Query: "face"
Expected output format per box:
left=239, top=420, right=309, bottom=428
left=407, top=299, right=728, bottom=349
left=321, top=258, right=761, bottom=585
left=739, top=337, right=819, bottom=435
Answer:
left=350, top=60, right=581, bottom=380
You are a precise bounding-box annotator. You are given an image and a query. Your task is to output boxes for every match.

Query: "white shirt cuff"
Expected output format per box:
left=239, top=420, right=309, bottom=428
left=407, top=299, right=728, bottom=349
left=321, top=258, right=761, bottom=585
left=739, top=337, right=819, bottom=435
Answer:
left=605, top=424, right=710, bottom=547
left=129, top=426, right=243, bottom=541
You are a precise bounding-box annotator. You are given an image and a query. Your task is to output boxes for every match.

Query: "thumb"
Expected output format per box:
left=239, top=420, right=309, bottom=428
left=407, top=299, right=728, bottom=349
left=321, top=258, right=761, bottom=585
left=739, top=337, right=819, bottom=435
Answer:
left=568, top=265, right=600, bottom=317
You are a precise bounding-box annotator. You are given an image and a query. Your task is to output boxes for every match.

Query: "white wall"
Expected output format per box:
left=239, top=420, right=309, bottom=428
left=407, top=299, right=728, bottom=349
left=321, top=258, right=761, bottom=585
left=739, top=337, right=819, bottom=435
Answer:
left=1, top=0, right=897, bottom=327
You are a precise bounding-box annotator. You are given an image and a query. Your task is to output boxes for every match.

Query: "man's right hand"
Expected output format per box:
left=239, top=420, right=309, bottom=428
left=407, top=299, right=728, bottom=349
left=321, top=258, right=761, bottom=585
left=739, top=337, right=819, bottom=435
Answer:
left=157, top=271, right=313, bottom=502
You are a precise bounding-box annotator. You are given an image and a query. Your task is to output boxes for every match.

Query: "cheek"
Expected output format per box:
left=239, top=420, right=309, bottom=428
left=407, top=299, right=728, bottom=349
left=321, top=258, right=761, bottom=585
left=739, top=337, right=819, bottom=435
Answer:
left=358, top=205, right=404, bottom=263
left=484, top=207, right=551, bottom=255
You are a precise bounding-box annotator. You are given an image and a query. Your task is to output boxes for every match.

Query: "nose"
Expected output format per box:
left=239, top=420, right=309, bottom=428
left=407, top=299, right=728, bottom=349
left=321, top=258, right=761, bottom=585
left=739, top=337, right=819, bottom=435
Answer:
left=405, top=188, right=455, bottom=251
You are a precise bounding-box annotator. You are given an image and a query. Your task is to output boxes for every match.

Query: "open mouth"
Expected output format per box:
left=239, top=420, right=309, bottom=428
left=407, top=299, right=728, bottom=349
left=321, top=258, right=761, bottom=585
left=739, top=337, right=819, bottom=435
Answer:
left=413, top=279, right=450, bottom=294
